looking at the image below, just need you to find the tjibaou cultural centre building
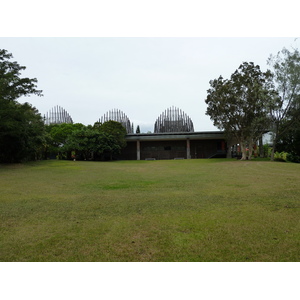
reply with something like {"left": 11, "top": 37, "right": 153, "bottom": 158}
{"left": 45, "top": 106, "right": 227, "bottom": 160}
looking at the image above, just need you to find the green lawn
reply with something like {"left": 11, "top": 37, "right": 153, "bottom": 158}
{"left": 0, "top": 159, "right": 299, "bottom": 261}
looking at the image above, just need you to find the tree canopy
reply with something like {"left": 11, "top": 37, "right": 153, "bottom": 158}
{"left": 205, "top": 62, "right": 276, "bottom": 160}
{"left": 45, "top": 121, "right": 128, "bottom": 161}
{"left": 0, "top": 49, "right": 42, "bottom": 101}
{"left": 267, "top": 47, "right": 300, "bottom": 159}
{"left": 0, "top": 49, "right": 44, "bottom": 163}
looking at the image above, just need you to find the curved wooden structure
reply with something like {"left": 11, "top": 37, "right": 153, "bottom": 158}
{"left": 44, "top": 106, "right": 73, "bottom": 125}
{"left": 154, "top": 106, "right": 194, "bottom": 133}
{"left": 98, "top": 109, "right": 133, "bottom": 133}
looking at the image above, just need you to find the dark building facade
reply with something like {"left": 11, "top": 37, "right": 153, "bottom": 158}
{"left": 119, "top": 107, "right": 227, "bottom": 160}
{"left": 119, "top": 131, "right": 227, "bottom": 160}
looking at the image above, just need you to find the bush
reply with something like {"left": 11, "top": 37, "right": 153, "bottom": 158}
{"left": 274, "top": 152, "right": 300, "bottom": 163}
{"left": 261, "top": 145, "right": 272, "bottom": 158}
{"left": 274, "top": 151, "right": 288, "bottom": 162}
{"left": 286, "top": 153, "right": 300, "bottom": 163}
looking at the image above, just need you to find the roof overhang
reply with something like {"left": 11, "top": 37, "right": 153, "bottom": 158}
{"left": 125, "top": 131, "right": 226, "bottom": 142}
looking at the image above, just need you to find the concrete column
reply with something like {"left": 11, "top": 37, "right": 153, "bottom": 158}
{"left": 186, "top": 138, "right": 191, "bottom": 159}
{"left": 137, "top": 140, "right": 140, "bottom": 160}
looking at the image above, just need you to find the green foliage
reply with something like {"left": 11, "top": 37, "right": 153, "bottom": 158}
{"left": 62, "top": 127, "right": 120, "bottom": 160}
{"left": 0, "top": 49, "right": 44, "bottom": 163}
{"left": 136, "top": 125, "right": 140, "bottom": 134}
{"left": 97, "top": 120, "right": 127, "bottom": 147}
{"left": 205, "top": 62, "right": 275, "bottom": 160}
{"left": 96, "top": 120, "right": 127, "bottom": 159}
{"left": 273, "top": 151, "right": 288, "bottom": 162}
{"left": 286, "top": 153, "right": 300, "bottom": 163}
{"left": 46, "top": 123, "right": 85, "bottom": 146}
{"left": 273, "top": 151, "right": 300, "bottom": 163}
{"left": 275, "top": 117, "right": 300, "bottom": 158}
{"left": 50, "top": 120, "right": 127, "bottom": 161}
{"left": 62, "top": 127, "right": 98, "bottom": 160}
{"left": 262, "top": 144, "right": 271, "bottom": 158}
{"left": 0, "top": 100, "right": 46, "bottom": 163}
{"left": 267, "top": 47, "right": 300, "bottom": 158}
{"left": 45, "top": 123, "right": 85, "bottom": 158}
{"left": 0, "top": 49, "right": 43, "bottom": 101}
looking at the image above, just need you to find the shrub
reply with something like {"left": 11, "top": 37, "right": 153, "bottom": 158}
{"left": 274, "top": 151, "right": 288, "bottom": 162}
{"left": 286, "top": 153, "right": 300, "bottom": 163}
{"left": 262, "top": 145, "right": 272, "bottom": 158}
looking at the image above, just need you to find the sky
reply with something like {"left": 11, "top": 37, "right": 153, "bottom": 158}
{"left": 1, "top": 37, "right": 299, "bottom": 133}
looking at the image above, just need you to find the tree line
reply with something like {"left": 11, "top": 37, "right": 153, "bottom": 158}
{"left": 1, "top": 47, "right": 300, "bottom": 163}
{"left": 45, "top": 121, "right": 127, "bottom": 161}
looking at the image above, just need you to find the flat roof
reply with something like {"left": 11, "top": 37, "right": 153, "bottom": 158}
{"left": 125, "top": 131, "right": 226, "bottom": 141}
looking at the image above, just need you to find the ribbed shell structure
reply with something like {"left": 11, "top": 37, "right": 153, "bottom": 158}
{"left": 154, "top": 106, "right": 194, "bottom": 133}
{"left": 98, "top": 109, "right": 133, "bottom": 133}
{"left": 44, "top": 105, "right": 73, "bottom": 125}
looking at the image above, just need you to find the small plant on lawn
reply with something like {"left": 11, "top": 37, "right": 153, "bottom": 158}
{"left": 274, "top": 151, "right": 288, "bottom": 162}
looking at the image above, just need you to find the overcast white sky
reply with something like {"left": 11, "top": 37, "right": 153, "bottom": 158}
{"left": 1, "top": 37, "right": 299, "bottom": 132}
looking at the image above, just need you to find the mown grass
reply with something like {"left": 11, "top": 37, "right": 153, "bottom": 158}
{"left": 0, "top": 159, "right": 299, "bottom": 261}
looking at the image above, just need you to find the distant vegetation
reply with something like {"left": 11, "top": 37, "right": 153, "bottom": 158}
{"left": 45, "top": 121, "right": 127, "bottom": 161}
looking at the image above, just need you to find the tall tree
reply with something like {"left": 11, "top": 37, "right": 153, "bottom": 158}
{"left": 97, "top": 120, "right": 127, "bottom": 147}
{"left": 63, "top": 122, "right": 127, "bottom": 161}
{"left": 276, "top": 117, "right": 300, "bottom": 159}
{"left": 0, "top": 49, "right": 42, "bottom": 101}
{"left": 267, "top": 47, "right": 300, "bottom": 160}
{"left": 44, "top": 123, "right": 85, "bottom": 159}
{"left": 205, "top": 62, "right": 275, "bottom": 160}
{"left": 96, "top": 120, "right": 127, "bottom": 160}
{"left": 0, "top": 49, "right": 44, "bottom": 163}
{"left": 0, "top": 100, "right": 46, "bottom": 162}
{"left": 62, "top": 127, "right": 101, "bottom": 160}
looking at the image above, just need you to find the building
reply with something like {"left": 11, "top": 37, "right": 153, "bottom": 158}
{"left": 44, "top": 106, "right": 228, "bottom": 160}
{"left": 121, "top": 131, "right": 227, "bottom": 160}
{"left": 109, "top": 107, "right": 227, "bottom": 160}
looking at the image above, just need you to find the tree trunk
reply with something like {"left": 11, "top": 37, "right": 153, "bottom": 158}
{"left": 271, "top": 125, "right": 278, "bottom": 161}
{"left": 248, "top": 143, "right": 253, "bottom": 160}
{"left": 271, "top": 147, "right": 275, "bottom": 160}
{"left": 226, "top": 142, "right": 234, "bottom": 158}
{"left": 271, "top": 133, "right": 277, "bottom": 160}
{"left": 259, "top": 136, "right": 264, "bottom": 158}
{"left": 226, "top": 148, "right": 231, "bottom": 158}
{"left": 240, "top": 142, "right": 248, "bottom": 160}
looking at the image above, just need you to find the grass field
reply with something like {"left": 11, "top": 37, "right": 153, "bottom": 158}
{"left": 0, "top": 158, "right": 299, "bottom": 262}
